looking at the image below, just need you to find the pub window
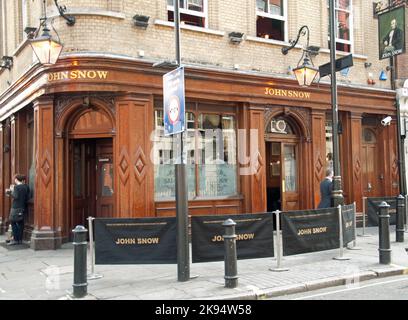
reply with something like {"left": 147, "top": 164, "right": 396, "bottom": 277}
{"left": 325, "top": 118, "right": 333, "bottom": 171}
{"left": 256, "top": 0, "right": 286, "bottom": 41}
{"left": 327, "top": 0, "right": 353, "bottom": 53}
{"left": 153, "top": 110, "right": 196, "bottom": 199}
{"left": 167, "top": 0, "right": 207, "bottom": 28}
{"left": 27, "top": 108, "right": 35, "bottom": 199}
{"left": 363, "top": 128, "right": 376, "bottom": 144}
{"left": 153, "top": 109, "right": 237, "bottom": 200}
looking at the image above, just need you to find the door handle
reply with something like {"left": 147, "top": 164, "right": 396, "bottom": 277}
{"left": 367, "top": 182, "right": 372, "bottom": 192}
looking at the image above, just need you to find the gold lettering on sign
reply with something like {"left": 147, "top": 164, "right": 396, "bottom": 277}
{"left": 115, "top": 237, "right": 160, "bottom": 245}
{"left": 297, "top": 226, "right": 328, "bottom": 236}
{"left": 264, "top": 87, "right": 311, "bottom": 99}
{"left": 211, "top": 233, "right": 255, "bottom": 242}
{"left": 48, "top": 70, "right": 109, "bottom": 82}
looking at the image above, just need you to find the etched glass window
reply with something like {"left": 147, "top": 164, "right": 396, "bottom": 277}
{"left": 198, "top": 114, "right": 237, "bottom": 197}
{"left": 153, "top": 110, "right": 196, "bottom": 199}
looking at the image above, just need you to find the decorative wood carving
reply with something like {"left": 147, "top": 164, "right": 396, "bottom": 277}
{"left": 55, "top": 94, "right": 116, "bottom": 121}
{"left": 133, "top": 146, "right": 147, "bottom": 184}
{"left": 315, "top": 155, "right": 324, "bottom": 181}
{"left": 254, "top": 151, "right": 263, "bottom": 182}
{"left": 354, "top": 158, "right": 361, "bottom": 180}
{"left": 40, "top": 150, "right": 52, "bottom": 187}
{"left": 118, "top": 147, "right": 130, "bottom": 185}
{"left": 263, "top": 106, "right": 311, "bottom": 140}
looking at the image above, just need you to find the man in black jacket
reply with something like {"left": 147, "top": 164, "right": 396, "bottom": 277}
{"left": 6, "top": 174, "right": 30, "bottom": 245}
{"left": 317, "top": 169, "right": 333, "bottom": 209}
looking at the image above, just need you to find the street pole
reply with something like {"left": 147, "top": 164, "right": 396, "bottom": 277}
{"left": 174, "top": 0, "right": 190, "bottom": 282}
{"left": 329, "top": 0, "right": 344, "bottom": 207}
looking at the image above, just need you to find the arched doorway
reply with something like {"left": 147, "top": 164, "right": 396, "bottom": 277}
{"left": 59, "top": 100, "right": 115, "bottom": 235}
{"left": 265, "top": 115, "right": 303, "bottom": 211}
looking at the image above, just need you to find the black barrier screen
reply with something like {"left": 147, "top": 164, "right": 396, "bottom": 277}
{"left": 94, "top": 217, "right": 177, "bottom": 264}
{"left": 341, "top": 204, "right": 355, "bottom": 245}
{"left": 282, "top": 208, "right": 339, "bottom": 256}
{"left": 191, "top": 213, "right": 274, "bottom": 263}
{"left": 367, "top": 197, "right": 396, "bottom": 227}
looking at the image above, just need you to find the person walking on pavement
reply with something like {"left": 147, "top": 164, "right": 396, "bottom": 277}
{"left": 6, "top": 174, "right": 30, "bottom": 245}
{"left": 318, "top": 168, "right": 333, "bottom": 208}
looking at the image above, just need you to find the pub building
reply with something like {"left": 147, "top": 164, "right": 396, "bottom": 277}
{"left": 0, "top": 1, "right": 399, "bottom": 249}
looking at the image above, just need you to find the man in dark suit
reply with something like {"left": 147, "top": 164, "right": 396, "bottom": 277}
{"left": 317, "top": 169, "right": 333, "bottom": 209}
{"left": 382, "top": 18, "right": 404, "bottom": 58}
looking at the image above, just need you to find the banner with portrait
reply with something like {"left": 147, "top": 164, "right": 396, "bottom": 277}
{"left": 378, "top": 6, "right": 405, "bottom": 60}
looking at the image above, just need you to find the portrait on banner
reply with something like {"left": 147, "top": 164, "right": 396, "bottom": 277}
{"left": 378, "top": 6, "right": 405, "bottom": 60}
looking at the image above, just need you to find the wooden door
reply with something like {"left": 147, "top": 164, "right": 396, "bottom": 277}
{"left": 362, "top": 128, "right": 380, "bottom": 197}
{"left": 265, "top": 142, "right": 299, "bottom": 211}
{"left": 95, "top": 139, "right": 114, "bottom": 217}
{"left": 72, "top": 140, "right": 96, "bottom": 228}
{"left": 281, "top": 143, "right": 299, "bottom": 211}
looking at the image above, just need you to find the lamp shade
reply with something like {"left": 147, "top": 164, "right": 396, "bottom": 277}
{"left": 293, "top": 62, "right": 319, "bottom": 87}
{"left": 30, "top": 28, "right": 63, "bottom": 65}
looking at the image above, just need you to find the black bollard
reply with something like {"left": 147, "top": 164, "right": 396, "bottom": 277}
{"left": 72, "top": 225, "right": 88, "bottom": 298}
{"left": 223, "top": 219, "right": 238, "bottom": 288}
{"left": 396, "top": 195, "right": 405, "bottom": 243}
{"left": 378, "top": 202, "right": 391, "bottom": 264}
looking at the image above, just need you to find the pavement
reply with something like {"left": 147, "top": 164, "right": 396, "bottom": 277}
{"left": 1, "top": 226, "right": 408, "bottom": 300}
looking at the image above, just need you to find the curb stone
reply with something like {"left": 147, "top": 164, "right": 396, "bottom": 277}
{"left": 213, "top": 268, "right": 408, "bottom": 300}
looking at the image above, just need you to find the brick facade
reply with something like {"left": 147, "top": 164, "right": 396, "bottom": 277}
{"left": 0, "top": 0, "right": 398, "bottom": 93}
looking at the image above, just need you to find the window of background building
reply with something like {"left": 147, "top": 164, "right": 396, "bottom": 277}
{"left": 327, "top": 0, "right": 353, "bottom": 53}
{"left": 0, "top": 0, "right": 5, "bottom": 56}
{"left": 256, "top": 0, "right": 286, "bottom": 41}
{"left": 153, "top": 108, "right": 237, "bottom": 200}
{"left": 167, "top": 0, "right": 207, "bottom": 28}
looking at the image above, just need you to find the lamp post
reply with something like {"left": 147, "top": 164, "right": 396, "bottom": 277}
{"left": 328, "top": 0, "right": 344, "bottom": 207}
{"left": 173, "top": 0, "right": 190, "bottom": 282}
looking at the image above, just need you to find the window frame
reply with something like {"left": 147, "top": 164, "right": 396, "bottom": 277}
{"left": 167, "top": 0, "right": 208, "bottom": 29}
{"left": 256, "top": 0, "right": 288, "bottom": 42}
{"left": 327, "top": 0, "right": 354, "bottom": 53}
{"left": 153, "top": 103, "right": 239, "bottom": 200}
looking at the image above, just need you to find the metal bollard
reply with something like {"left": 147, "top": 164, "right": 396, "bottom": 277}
{"left": 72, "top": 225, "right": 88, "bottom": 298}
{"left": 396, "top": 195, "right": 405, "bottom": 243}
{"left": 378, "top": 202, "right": 391, "bottom": 265}
{"left": 223, "top": 219, "right": 238, "bottom": 288}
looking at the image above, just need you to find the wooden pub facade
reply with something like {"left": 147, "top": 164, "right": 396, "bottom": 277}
{"left": 0, "top": 56, "right": 398, "bottom": 249}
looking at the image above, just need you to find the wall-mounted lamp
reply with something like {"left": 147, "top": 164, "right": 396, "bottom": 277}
{"left": 282, "top": 26, "right": 319, "bottom": 87}
{"left": 364, "top": 62, "right": 372, "bottom": 68}
{"left": 228, "top": 32, "right": 244, "bottom": 44}
{"left": 30, "top": 0, "right": 63, "bottom": 65}
{"left": 133, "top": 15, "right": 150, "bottom": 29}
{"left": 53, "top": 0, "right": 76, "bottom": 26}
{"left": 0, "top": 56, "right": 13, "bottom": 70}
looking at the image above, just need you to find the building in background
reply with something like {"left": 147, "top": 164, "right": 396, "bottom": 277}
{"left": 0, "top": 0, "right": 399, "bottom": 249}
